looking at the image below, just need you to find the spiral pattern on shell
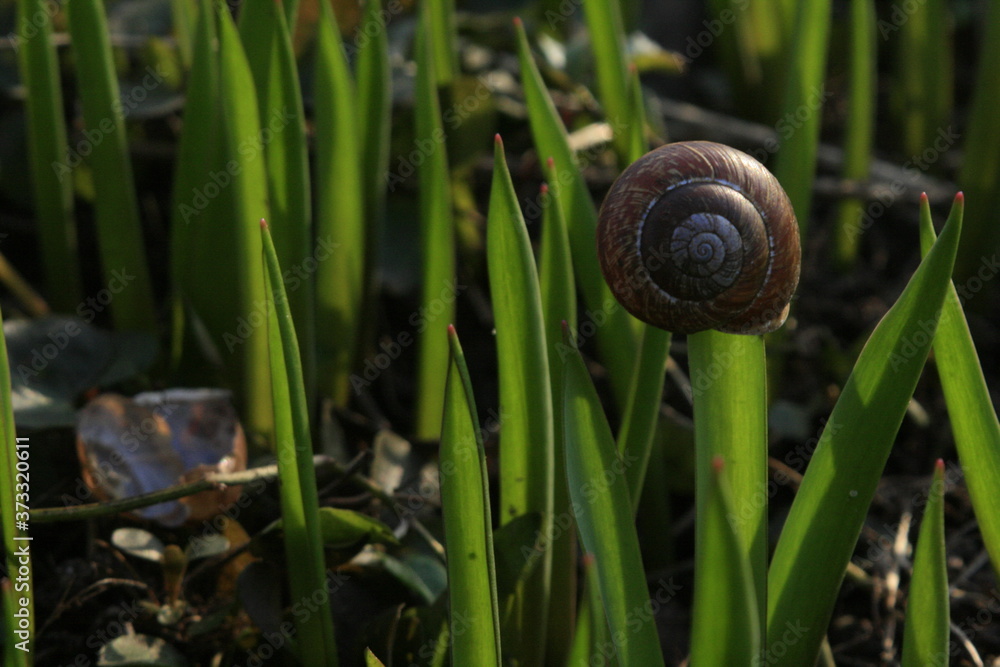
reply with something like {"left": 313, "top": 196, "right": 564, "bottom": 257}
{"left": 596, "top": 141, "right": 801, "bottom": 335}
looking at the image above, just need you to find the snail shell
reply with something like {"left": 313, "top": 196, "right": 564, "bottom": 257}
{"left": 596, "top": 141, "right": 801, "bottom": 335}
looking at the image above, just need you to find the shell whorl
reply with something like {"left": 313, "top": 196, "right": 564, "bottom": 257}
{"left": 596, "top": 141, "right": 801, "bottom": 335}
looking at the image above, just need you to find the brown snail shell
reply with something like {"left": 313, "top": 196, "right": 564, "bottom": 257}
{"left": 596, "top": 141, "right": 801, "bottom": 335}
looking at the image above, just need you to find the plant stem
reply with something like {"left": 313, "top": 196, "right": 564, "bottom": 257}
{"left": 687, "top": 330, "right": 768, "bottom": 635}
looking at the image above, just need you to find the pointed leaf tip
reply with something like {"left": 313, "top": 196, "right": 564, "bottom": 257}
{"left": 540, "top": 183, "right": 549, "bottom": 195}
{"left": 494, "top": 133, "right": 503, "bottom": 146}
{"left": 260, "top": 218, "right": 269, "bottom": 229}
{"left": 546, "top": 156, "right": 555, "bottom": 169}
{"left": 920, "top": 192, "right": 929, "bottom": 204}
{"left": 711, "top": 455, "right": 725, "bottom": 473}
{"left": 513, "top": 16, "right": 522, "bottom": 27}
{"left": 934, "top": 459, "right": 945, "bottom": 473}
{"left": 955, "top": 192, "right": 964, "bottom": 204}
{"left": 447, "top": 324, "right": 456, "bottom": 336}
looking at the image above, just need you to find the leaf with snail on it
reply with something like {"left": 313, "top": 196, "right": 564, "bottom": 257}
{"left": 766, "top": 193, "right": 963, "bottom": 667}
{"left": 918, "top": 194, "right": 1000, "bottom": 580}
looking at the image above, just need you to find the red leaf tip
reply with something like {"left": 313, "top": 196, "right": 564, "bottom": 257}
{"left": 513, "top": 16, "right": 522, "bottom": 27}
{"left": 711, "top": 455, "right": 725, "bottom": 473}
{"left": 494, "top": 133, "right": 503, "bottom": 145}
{"left": 540, "top": 183, "right": 549, "bottom": 194}
{"left": 546, "top": 156, "right": 555, "bottom": 168}
{"left": 447, "top": 324, "right": 456, "bottom": 335}
{"left": 934, "top": 458, "right": 945, "bottom": 473}
{"left": 955, "top": 191, "right": 965, "bottom": 203}
{"left": 260, "top": 218, "right": 268, "bottom": 229}
{"left": 919, "top": 192, "right": 929, "bottom": 204}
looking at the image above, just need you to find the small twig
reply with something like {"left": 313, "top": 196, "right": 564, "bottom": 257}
{"left": 0, "top": 250, "right": 50, "bottom": 317}
{"left": 31, "top": 455, "right": 342, "bottom": 523}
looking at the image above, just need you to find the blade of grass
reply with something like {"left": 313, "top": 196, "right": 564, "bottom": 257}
{"left": 356, "top": 0, "right": 391, "bottom": 357}
{"left": 216, "top": 5, "right": 273, "bottom": 441}
{"left": 171, "top": 0, "right": 196, "bottom": 70}
{"left": 956, "top": 2, "right": 1000, "bottom": 278}
{"left": 562, "top": 325, "right": 664, "bottom": 666}
{"left": 567, "top": 555, "right": 608, "bottom": 667}
{"left": 66, "top": 0, "right": 156, "bottom": 333}
{"left": 625, "top": 64, "right": 648, "bottom": 163}
{"left": 314, "top": 0, "right": 365, "bottom": 406}
{"left": 617, "top": 322, "right": 670, "bottom": 514}
{"left": 426, "top": 0, "right": 456, "bottom": 86}
{"left": 239, "top": 0, "right": 315, "bottom": 410}
{"left": 889, "top": 0, "right": 951, "bottom": 160}
{"left": 538, "top": 163, "right": 576, "bottom": 665}
{"left": 689, "top": 457, "right": 760, "bottom": 664}
{"left": 169, "top": 0, "right": 230, "bottom": 379}
{"left": 705, "top": 0, "right": 795, "bottom": 122}
{"left": 413, "top": 6, "right": 455, "bottom": 439}
{"left": 833, "top": 0, "right": 875, "bottom": 269}
{"left": 440, "top": 325, "right": 502, "bottom": 665}
{"left": 772, "top": 0, "right": 831, "bottom": 231}
{"left": 918, "top": 194, "right": 1000, "bottom": 578}
{"left": 514, "top": 17, "right": 638, "bottom": 410}
{"left": 766, "top": 194, "right": 963, "bottom": 666}
{"left": 261, "top": 220, "right": 338, "bottom": 664}
{"left": 486, "top": 136, "right": 554, "bottom": 664}
{"left": 0, "top": 305, "right": 31, "bottom": 664}
{"left": 901, "top": 460, "right": 949, "bottom": 667}
{"left": 17, "top": 0, "right": 81, "bottom": 309}
{"left": 688, "top": 331, "right": 767, "bottom": 634}
{"left": 582, "top": 0, "right": 631, "bottom": 163}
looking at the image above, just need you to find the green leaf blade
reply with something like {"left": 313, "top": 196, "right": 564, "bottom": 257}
{"left": 688, "top": 330, "right": 767, "bottom": 630}
{"left": 901, "top": 461, "right": 949, "bottom": 667}
{"left": 261, "top": 220, "right": 339, "bottom": 664}
{"left": 918, "top": 194, "right": 1000, "bottom": 578}
{"left": 314, "top": 0, "right": 365, "bottom": 406}
{"left": 514, "top": 18, "right": 638, "bottom": 409}
{"left": 413, "top": 8, "right": 456, "bottom": 439}
{"left": 66, "top": 0, "right": 156, "bottom": 332}
{"left": 562, "top": 331, "right": 664, "bottom": 667}
{"left": 440, "top": 326, "right": 502, "bottom": 666}
{"left": 17, "top": 0, "right": 80, "bottom": 308}
{"left": 689, "top": 458, "right": 760, "bottom": 665}
{"left": 486, "top": 137, "right": 554, "bottom": 664}
{"left": 766, "top": 197, "right": 963, "bottom": 666}
{"left": 239, "top": 0, "right": 315, "bottom": 408}
{"left": 216, "top": 6, "right": 273, "bottom": 440}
